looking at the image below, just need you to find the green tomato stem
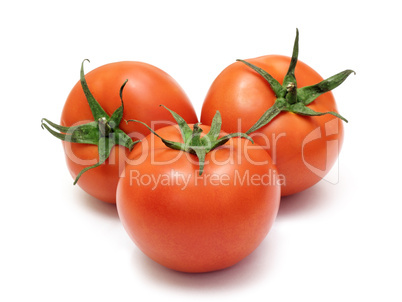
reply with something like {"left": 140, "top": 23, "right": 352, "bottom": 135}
{"left": 128, "top": 106, "right": 253, "bottom": 176}
{"left": 41, "top": 60, "right": 139, "bottom": 184}
{"left": 238, "top": 28, "right": 354, "bottom": 134}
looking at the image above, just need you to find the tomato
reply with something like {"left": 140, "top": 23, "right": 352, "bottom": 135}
{"left": 201, "top": 31, "right": 353, "bottom": 196}
{"left": 43, "top": 61, "right": 198, "bottom": 203}
{"left": 116, "top": 123, "right": 280, "bottom": 273}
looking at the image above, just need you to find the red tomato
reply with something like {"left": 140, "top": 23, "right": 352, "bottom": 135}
{"left": 201, "top": 55, "right": 345, "bottom": 196}
{"left": 59, "top": 61, "right": 198, "bottom": 203}
{"left": 117, "top": 124, "right": 280, "bottom": 273}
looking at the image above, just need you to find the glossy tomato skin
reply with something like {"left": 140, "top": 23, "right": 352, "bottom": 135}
{"left": 201, "top": 55, "right": 344, "bottom": 196}
{"left": 117, "top": 125, "right": 280, "bottom": 273}
{"left": 61, "top": 61, "right": 198, "bottom": 203}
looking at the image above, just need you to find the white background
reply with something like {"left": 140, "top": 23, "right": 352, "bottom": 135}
{"left": 2, "top": 0, "right": 401, "bottom": 301}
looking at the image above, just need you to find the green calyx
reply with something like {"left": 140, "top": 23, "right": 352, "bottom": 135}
{"left": 237, "top": 29, "right": 355, "bottom": 135}
{"left": 129, "top": 106, "right": 253, "bottom": 175}
{"left": 41, "top": 59, "right": 139, "bottom": 184}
